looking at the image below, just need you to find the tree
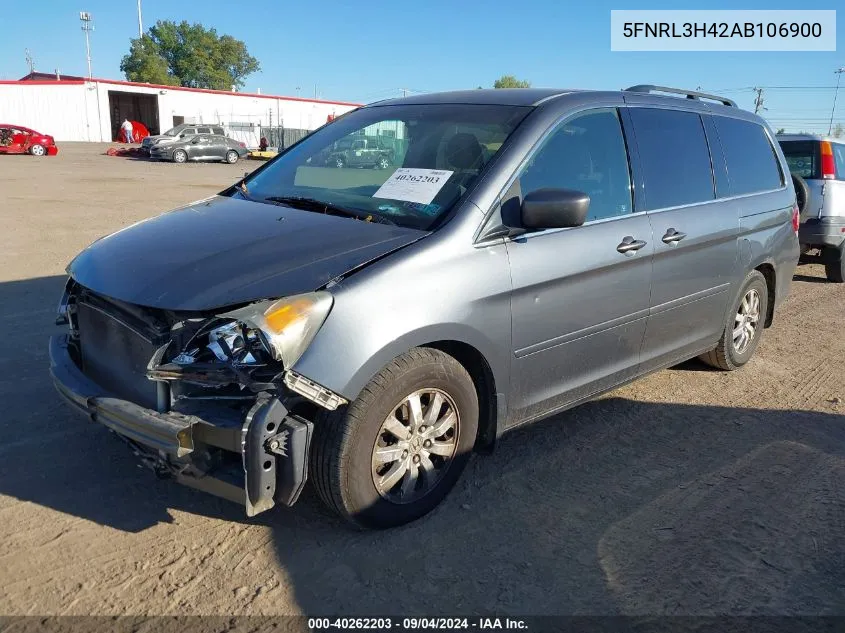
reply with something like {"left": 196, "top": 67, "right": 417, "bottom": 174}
{"left": 120, "top": 35, "right": 178, "bottom": 86}
{"left": 833, "top": 123, "right": 844, "bottom": 138}
{"left": 776, "top": 127, "right": 785, "bottom": 135}
{"left": 121, "top": 21, "right": 260, "bottom": 90}
{"left": 493, "top": 75, "right": 530, "bottom": 89}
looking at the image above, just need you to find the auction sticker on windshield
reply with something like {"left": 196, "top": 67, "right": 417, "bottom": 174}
{"left": 373, "top": 168, "right": 454, "bottom": 205}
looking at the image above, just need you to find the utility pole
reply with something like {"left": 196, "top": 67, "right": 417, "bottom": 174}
{"left": 752, "top": 87, "right": 766, "bottom": 114}
{"left": 79, "top": 12, "right": 94, "bottom": 79}
{"left": 25, "top": 49, "right": 35, "bottom": 73}
{"left": 137, "top": 0, "right": 143, "bottom": 37}
{"left": 314, "top": 84, "right": 318, "bottom": 100}
{"left": 829, "top": 68, "right": 845, "bottom": 135}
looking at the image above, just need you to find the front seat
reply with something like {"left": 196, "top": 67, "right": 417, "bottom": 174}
{"left": 444, "top": 132, "right": 483, "bottom": 172}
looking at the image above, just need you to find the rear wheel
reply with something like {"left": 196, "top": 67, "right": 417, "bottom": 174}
{"left": 172, "top": 149, "right": 187, "bottom": 164}
{"left": 30, "top": 144, "right": 45, "bottom": 156}
{"left": 225, "top": 150, "right": 239, "bottom": 164}
{"left": 824, "top": 245, "right": 845, "bottom": 283}
{"left": 333, "top": 156, "right": 345, "bottom": 168}
{"left": 375, "top": 156, "right": 390, "bottom": 169}
{"left": 310, "top": 348, "right": 478, "bottom": 529}
{"left": 699, "top": 270, "right": 769, "bottom": 371}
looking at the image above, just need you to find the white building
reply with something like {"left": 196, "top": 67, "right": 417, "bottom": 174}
{"left": 0, "top": 74, "right": 360, "bottom": 146}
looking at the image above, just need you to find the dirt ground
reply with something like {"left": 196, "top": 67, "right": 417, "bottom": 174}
{"left": 0, "top": 143, "right": 843, "bottom": 616}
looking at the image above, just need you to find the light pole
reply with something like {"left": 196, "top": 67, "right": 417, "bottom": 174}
{"left": 829, "top": 67, "right": 845, "bottom": 136}
{"left": 79, "top": 11, "right": 93, "bottom": 79}
{"left": 137, "top": 0, "right": 143, "bottom": 37}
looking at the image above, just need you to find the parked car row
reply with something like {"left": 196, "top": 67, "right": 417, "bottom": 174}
{"left": 143, "top": 123, "right": 249, "bottom": 164}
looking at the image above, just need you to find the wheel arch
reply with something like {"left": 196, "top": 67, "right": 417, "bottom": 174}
{"left": 294, "top": 325, "right": 509, "bottom": 453}
{"left": 754, "top": 262, "right": 776, "bottom": 328}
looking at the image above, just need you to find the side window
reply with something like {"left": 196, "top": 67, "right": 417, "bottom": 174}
{"left": 714, "top": 117, "right": 783, "bottom": 195}
{"left": 833, "top": 144, "right": 845, "bottom": 181}
{"left": 628, "top": 108, "right": 714, "bottom": 210}
{"left": 212, "top": 127, "right": 224, "bottom": 136}
{"left": 517, "top": 108, "right": 632, "bottom": 222}
{"left": 183, "top": 128, "right": 197, "bottom": 136}
{"left": 197, "top": 127, "right": 212, "bottom": 134}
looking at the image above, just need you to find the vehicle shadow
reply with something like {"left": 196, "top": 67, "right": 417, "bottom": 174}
{"left": 792, "top": 274, "right": 831, "bottom": 284}
{"left": 1, "top": 275, "right": 843, "bottom": 615}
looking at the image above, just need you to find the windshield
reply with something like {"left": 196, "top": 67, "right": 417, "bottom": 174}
{"left": 236, "top": 103, "right": 530, "bottom": 230}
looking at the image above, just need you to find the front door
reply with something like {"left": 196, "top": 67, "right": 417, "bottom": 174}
{"left": 505, "top": 108, "right": 654, "bottom": 423}
{"left": 624, "top": 107, "right": 739, "bottom": 370}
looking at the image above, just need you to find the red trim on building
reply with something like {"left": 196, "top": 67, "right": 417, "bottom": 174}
{"left": 1, "top": 77, "right": 361, "bottom": 107}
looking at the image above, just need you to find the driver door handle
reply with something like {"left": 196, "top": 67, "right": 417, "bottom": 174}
{"left": 616, "top": 236, "right": 648, "bottom": 254}
{"left": 662, "top": 228, "right": 687, "bottom": 244}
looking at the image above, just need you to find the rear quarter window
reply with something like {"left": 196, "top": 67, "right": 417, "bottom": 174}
{"left": 715, "top": 117, "right": 783, "bottom": 195}
{"left": 628, "top": 108, "right": 715, "bottom": 210}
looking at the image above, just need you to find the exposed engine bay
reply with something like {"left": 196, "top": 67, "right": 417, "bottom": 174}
{"left": 54, "top": 279, "right": 345, "bottom": 516}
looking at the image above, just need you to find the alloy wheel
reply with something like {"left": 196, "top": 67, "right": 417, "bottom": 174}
{"left": 371, "top": 388, "right": 459, "bottom": 504}
{"left": 733, "top": 288, "right": 761, "bottom": 354}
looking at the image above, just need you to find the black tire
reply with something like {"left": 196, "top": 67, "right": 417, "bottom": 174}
{"left": 310, "top": 347, "right": 478, "bottom": 529}
{"left": 225, "top": 150, "right": 239, "bottom": 164}
{"left": 172, "top": 149, "right": 188, "bottom": 164}
{"left": 699, "top": 270, "right": 769, "bottom": 371}
{"left": 792, "top": 173, "right": 809, "bottom": 215}
{"left": 824, "top": 245, "right": 845, "bottom": 283}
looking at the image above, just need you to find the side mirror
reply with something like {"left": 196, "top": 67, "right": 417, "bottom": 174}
{"left": 521, "top": 188, "right": 590, "bottom": 230}
{"left": 191, "top": 137, "right": 201, "bottom": 144}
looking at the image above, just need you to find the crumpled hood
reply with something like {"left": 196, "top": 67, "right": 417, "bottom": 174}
{"left": 68, "top": 196, "right": 425, "bottom": 311}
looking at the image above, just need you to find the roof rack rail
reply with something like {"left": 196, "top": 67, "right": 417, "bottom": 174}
{"left": 623, "top": 84, "right": 737, "bottom": 108}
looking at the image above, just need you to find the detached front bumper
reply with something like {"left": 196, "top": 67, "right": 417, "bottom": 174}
{"left": 49, "top": 334, "right": 313, "bottom": 516}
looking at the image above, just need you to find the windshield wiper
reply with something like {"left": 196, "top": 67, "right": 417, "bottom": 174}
{"left": 264, "top": 196, "right": 395, "bottom": 225}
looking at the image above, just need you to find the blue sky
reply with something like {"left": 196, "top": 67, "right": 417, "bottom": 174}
{"left": 1, "top": 0, "right": 842, "bottom": 132}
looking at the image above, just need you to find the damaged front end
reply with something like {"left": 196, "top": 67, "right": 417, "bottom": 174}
{"left": 50, "top": 280, "right": 346, "bottom": 516}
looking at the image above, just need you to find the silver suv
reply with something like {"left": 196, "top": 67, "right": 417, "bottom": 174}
{"left": 777, "top": 134, "right": 845, "bottom": 282}
{"left": 51, "top": 86, "right": 799, "bottom": 529}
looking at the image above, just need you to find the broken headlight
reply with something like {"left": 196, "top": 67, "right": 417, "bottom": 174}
{"left": 218, "top": 292, "right": 333, "bottom": 369}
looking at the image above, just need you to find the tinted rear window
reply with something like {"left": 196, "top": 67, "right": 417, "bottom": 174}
{"left": 778, "top": 140, "right": 820, "bottom": 179}
{"left": 715, "top": 117, "right": 783, "bottom": 195}
{"left": 628, "top": 108, "right": 714, "bottom": 210}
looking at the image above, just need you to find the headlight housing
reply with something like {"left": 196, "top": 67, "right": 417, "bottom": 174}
{"left": 220, "top": 292, "right": 333, "bottom": 368}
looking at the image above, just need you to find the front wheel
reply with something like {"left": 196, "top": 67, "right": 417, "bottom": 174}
{"left": 225, "top": 150, "right": 239, "bottom": 164}
{"left": 333, "top": 156, "right": 345, "bottom": 168}
{"left": 310, "top": 348, "right": 478, "bottom": 529}
{"left": 172, "top": 149, "right": 187, "bottom": 164}
{"left": 699, "top": 270, "right": 769, "bottom": 371}
{"left": 375, "top": 156, "right": 390, "bottom": 170}
{"left": 30, "top": 144, "right": 46, "bottom": 156}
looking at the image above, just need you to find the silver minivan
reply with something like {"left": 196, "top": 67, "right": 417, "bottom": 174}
{"left": 777, "top": 134, "right": 845, "bottom": 282}
{"left": 51, "top": 86, "right": 799, "bottom": 528}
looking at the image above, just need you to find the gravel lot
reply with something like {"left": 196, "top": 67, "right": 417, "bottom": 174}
{"left": 1, "top": 143, "right": 843, "bottom": 616}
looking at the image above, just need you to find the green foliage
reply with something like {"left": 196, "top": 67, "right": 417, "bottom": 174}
{"left": 120, "top": 21, "right": 260, "bottom": 90}
{"left": 493, "top": 75, "right": 531, "bottom": 89}
{"left": 833, "top": 123, "right": 844, "bottom": 138}
{"left": 776, "top": 127, "right": 785, "bottom": 135}
{"left": 120, "top": 35, "right": 179, "bottom": 86}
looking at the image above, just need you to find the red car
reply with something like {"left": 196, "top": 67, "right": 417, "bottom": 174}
{"left": 0, "top": 124, "right": 58, "bottom": 156}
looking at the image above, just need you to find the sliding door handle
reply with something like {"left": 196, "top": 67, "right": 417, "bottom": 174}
{"left": 617, "top": 236, "right": 648, "bottom": 254}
